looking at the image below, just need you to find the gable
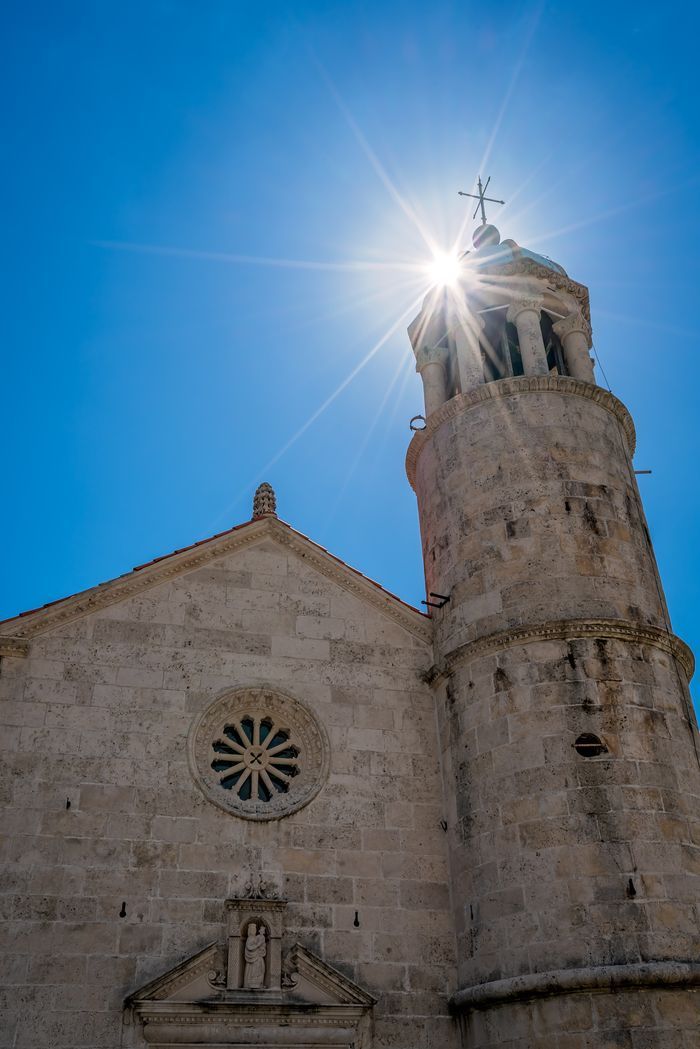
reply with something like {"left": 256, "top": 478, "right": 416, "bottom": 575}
{"left": 0, "top": 516, "right": 431, "bottom": 651}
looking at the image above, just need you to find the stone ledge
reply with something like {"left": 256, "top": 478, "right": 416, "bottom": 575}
{"left": 405, "top": 376, "right": 636, "bottom": 490}
{"left": 451, "top": 961, "right": 700, "bottom": 1011}
{"left": 440, "top": 617, "right": 695, "bottom": 681}
{"left": 0, "top": 636, "right": 29, "bottom": 659}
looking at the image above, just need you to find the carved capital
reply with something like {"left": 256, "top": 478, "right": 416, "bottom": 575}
{"left": 414, "top": 344, "right": 448, "bottom": 373}
{"left": 506, "top": 297, "right": 543, "bottom": 324}
{"left": 553, "top": 310, "right": 592, "bottom": 346}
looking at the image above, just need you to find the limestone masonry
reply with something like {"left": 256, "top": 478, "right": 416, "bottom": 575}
{"left": 1, "top": 219, "right": 699, "bottom": 1048}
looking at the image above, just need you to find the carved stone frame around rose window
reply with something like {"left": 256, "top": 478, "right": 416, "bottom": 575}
{"left": 187, "top": 687, "right": 330, "bottom": 822}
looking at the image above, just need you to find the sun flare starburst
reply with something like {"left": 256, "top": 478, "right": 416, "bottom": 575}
{"left": 427, "top": 251, "right": 462, "bottom": 288}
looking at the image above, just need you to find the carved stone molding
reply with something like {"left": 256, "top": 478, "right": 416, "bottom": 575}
{"left": 439, "top": 617, "right": 695, "bottom": 681}
{"left": 488, "top": 257, "right": 591, "bottom": 325}
{"left": 451, "top": 961, "right": 700, "bottom": 1012}
{"left": 553, "top": 310, "right": 592, "bottom": 345}
{"left": 271, "top": 521, "right": 432, "bottom": 643}
{"left": 146, "top": 943, "right": 225, "bottom": 1002}
{"left": 239, "top": 869, "right": 282, "bottom": 900}
{"left": 126, "top": 900, "right": 375, "bottom": 1047}
{"left": 285, "top": 943, "right": 376, "bottom": 1007}
{"left": 188, "top": 687, "right": 330, "bottom": 821}
{"left": 0, "top": 636, "right": 29, "bottom": 658}
{"left": 405, "top": 376, "right": 636, "bottom": 490}
{"left": 506, "top": 297, "right": 543, "bottom": 322}
{"left": 414, "top": 344, "right": 448, "bottom": 372}
{"left": 0, "top": 515, "right": 432, "bottom": 645}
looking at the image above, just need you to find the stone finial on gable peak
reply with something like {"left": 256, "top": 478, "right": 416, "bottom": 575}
{"left": 252, "top": 482, "right": 277, "bottom": 519}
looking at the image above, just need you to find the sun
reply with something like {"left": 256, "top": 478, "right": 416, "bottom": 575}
{"left": 426, "top": 250, "right": 461, "bottom": 288}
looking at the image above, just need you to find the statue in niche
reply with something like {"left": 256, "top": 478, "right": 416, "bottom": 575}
{"left": 243, "top": 923, "right": 267, "bottom": 989}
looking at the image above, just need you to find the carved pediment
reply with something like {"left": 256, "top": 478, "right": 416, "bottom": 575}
{"left": 126, "top": 941, "right": 225, "bottom": 1005}
{"left": 126, "top": 899, "right": 375, "bottom": 1046}
{"left": 284, "top": 943, "right": 375, "bottom": 1008}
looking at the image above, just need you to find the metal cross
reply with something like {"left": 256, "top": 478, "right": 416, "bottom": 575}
{"left": 458, "top": 175, "right": 505, "bottom": 225}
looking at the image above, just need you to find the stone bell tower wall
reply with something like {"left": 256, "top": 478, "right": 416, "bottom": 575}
{"left": 408, "top": 375, "right": 700, "bottom": 1044}
{"left": 407, "top": 376, "right": 668, "bottom": 653}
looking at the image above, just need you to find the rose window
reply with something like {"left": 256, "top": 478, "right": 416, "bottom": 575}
{"left": 188, "top": 688, "right": 330, "bottom": 821}
{"left": 211, "top": 716, "right": 300, "bottom": 802}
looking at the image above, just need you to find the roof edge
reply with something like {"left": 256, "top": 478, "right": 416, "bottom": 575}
{"left": 0, "top": 516, "right": 432, "bottom": 646}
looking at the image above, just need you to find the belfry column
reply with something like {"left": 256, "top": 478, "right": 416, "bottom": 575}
{"left": 452, "top": 319, "right": 485, "bottom": 391}
{"left": 415, "top": 345, "right": 448, "bottom": 417}
{"left": 554, "top": 310, "right": 596, "bottom": 382}
{"left": 506, "top": 298, "right": 549, "bottom": 375}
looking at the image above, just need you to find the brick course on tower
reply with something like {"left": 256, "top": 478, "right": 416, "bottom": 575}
{"left": 1, "top": 221, "right": 698, "bottom": 1048}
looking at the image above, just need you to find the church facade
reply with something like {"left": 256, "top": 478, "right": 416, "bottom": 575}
{"left": 1, "top": 219, "right": 699, "bottom": 1048}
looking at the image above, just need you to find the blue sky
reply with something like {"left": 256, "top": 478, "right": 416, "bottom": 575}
{"left": 3, "top": 1, "right": 700, "bottom": 693}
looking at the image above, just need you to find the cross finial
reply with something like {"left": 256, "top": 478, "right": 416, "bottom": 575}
{"left": 458, "top": 175, "right": 505, "bottom": 225}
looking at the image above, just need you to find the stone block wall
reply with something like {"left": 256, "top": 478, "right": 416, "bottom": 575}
{"left": 411, "top": 381, "right": 668, "bottom": 653}
{"left": 412, "top": 380, "right": 700, "bottom": 1044}
{"left": 437, "top": 635, "right": 700, "bottom": 992}
{"left": 0, "top": 538, "right": 458, "bottom": 1049}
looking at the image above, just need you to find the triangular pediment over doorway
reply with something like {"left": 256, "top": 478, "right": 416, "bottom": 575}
{"left": 126, "top": 937, "right": 375, "bottom": 1047}
{"left": 281, "top": 943, "right": 375, "bottom": 1007}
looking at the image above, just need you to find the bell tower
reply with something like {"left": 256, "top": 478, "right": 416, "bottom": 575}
{"left": 407, "top": 211, "right": 700, "bottom": 1044}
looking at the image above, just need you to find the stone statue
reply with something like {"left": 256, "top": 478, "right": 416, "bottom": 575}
{"left": 243, "top": 923, "right": 266, "bottom": 989}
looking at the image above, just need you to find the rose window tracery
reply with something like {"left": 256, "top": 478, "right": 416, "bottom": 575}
{"left": 211, "top": 716, "right": 300, "bottom": 802}
{"left": 188, "top": 688, "right": 329, "bottom": 821}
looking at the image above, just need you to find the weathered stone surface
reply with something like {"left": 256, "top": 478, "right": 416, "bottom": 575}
{"left": 0, "top": 536, "right": 456, "bottom": 1049}
{"left": 2, "top": 238, "right": 699, "bottom": 1048}
{"left": 416, "top": 380, "right": 700, "bottom": 1045}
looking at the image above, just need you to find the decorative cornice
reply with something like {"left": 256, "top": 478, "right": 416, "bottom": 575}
{"left": 0, "top": 517, "right": 432, "bottom": 647}
{"left": 132, "top": 1007, "right": 364, "bottom": 1025}
{"left": 226, "top": 896, "right": 287, "bottom": 910}
{"left": 405, "top": 376, "right": 636, "bottom": 490}
{"left": 0, "top": 636, "right": 29, "bottom": 659}
{"left": 487, "top": 258, "right": 591, "bottom": 325}
{"left": 269, "top": 520, "right": 432, "bottom": 644}
{"left": 439, "top": 617, "right": 695, "bottom": 681}
{"left": 451, "top": 961, "right": 700, "bottom": 1012}
{"left": 1, "top": 522, "right": 269, "bottom": 640}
